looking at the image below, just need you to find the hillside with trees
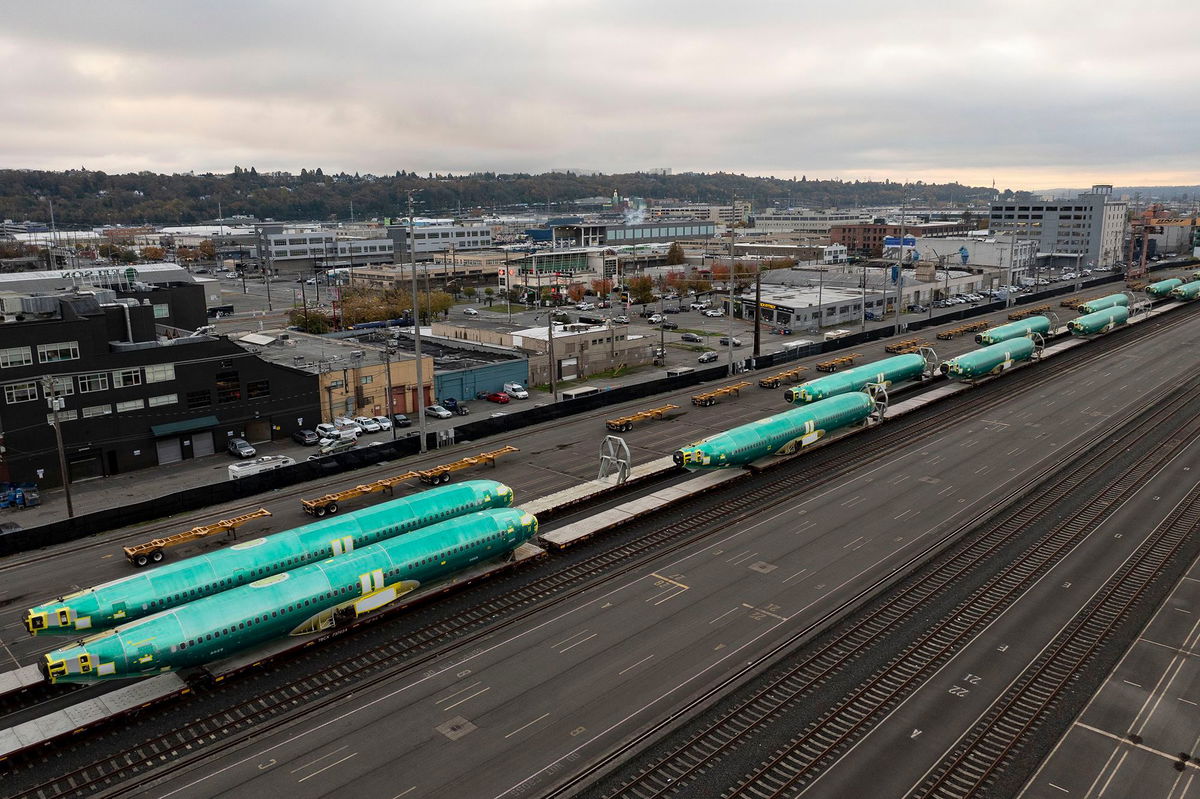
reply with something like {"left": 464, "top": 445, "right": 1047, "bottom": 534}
{"left": 0, "top": 167, "right": 1029, "bottom": 227}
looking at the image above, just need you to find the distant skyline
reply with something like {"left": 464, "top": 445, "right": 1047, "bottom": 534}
{"left": 3, "top": 1, "right": 1199, "bottom": 192}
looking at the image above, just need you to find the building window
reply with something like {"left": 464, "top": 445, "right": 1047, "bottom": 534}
{"left": 247, "top": 380, "right": 270, "bottom": 399}
{"left": 148, "top": 394, "right": 177, "bottom": 407}
{"left": 49, "top": 376, "right": 74, "bottom": 396}
{"left": 330, "top": 379, "right": 344, "bottom": 389}
{"left": 0, "top": 346, "right": 33, "bottom": 368}
{"left": 116, "top": 399, "right": 145, "bottom": 413}
{"left": 46, "top": 410, "right": 78, "bottom": 424}
{"left": 82, "top": 404, "right": 112, "bottom": 418}
{"left": 153, "top": 304, "right": 170, "bottom": 319}
{"left": 145, "top": 363, "right": 175, "bottom": 383}
{"left": 187, "top": 389, "right": 212, "bottom": 410}
{"left": 3, "top": 381, "right": 38, "bottom": 404}
{"left": 216, "top": 371, "right": 240, "bottom": 403}
{"left": 359, "top": 375, "right": 374, "bottom": 385}
{"left": 112, "top": 368, "right": 142, "bottom": 387}
{"left": 38, "top": 342, "right": 80, "bottom": 363}
{"left": 78, "top": 373, "right": 110, "bottom": 393}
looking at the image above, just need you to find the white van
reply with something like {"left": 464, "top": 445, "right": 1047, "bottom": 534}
{"left": 227, "top": 455, "right": 296, "bottom": 480}
{"left": 503, "top": 382, "right": 530, "bottom": 399}
{"left": 560, "top": 386, "right": 602, "bottom": 400}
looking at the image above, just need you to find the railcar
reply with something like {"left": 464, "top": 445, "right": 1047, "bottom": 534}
{"left": 42, "top": 508, "right": 538, "bottom": 684}
{"left": 938, "top": 338, "right": 1037, "bottom": 380}
{"left": 974, "top": 316, "right": 1051, "bottom": 345}
{"left": 1077, "top": 293, "right": 1129, "bottom": 314}
{"left": 1067, "top": 306, "right": 1129, "bottom": 335}
{"left": 1145, "top": 278, "right": 1183, "bottom": 298}
{"left": 783, "top": 353, "right": 927, "bottom": 404}
{"left": 674, "top": 392, "right": 875, "bottom": 470}
{"left": 1169, "top": 280, "right": 1200, "bottom": 301}
{"left": 25, "top": 480, "right": 512, "bottom": 637}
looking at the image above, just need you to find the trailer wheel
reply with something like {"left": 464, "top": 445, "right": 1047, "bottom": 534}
{"left": 440, "top": 472, "right": 451, "bottom": 484}
{"left": 326, "top": 502, "right": 339, "bottom": 515}
{"left": 134, "top": 554, "right": 149, "bottom": 567}
{"left": 150, "top": 550, "right": 164, "bottom": 563}
{"left": 314, "top": 504, "right": 327, "bottom": 517}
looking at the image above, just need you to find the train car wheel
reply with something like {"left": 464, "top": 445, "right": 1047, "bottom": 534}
{"left": 134, "top": 554, "right": 149, "bottom": 567}
{"left": 326, "top": 502, "right": 339, "bottom": 515}
{"left": 150, "top": 550, "right": 164, "bottom": 563}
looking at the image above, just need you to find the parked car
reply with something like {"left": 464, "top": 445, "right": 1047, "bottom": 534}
{"left": 441, "top": 397, "right": 469, "bottom": 415}
{"left": 575, "top": 302, "right": 595, "bottom": 311}
{"left": 391, "top": 413, "right": 412, "bottom": 427}
{"left": 227, "top": 437, "right": 256, "bottom": 458}
{"left": 698, "top": 351, "right": 720, "bottom": 363}
{"left": 613, "top": 315, "right": 630, "bottom": 324}
{"left": 648, "top": 313, "right": 664, "bottom": 324}
{"left": 372, "top": 415, "right": 393, "bottom": 430}
{"left": 334, "top": 416, "right": 361, "bottom": 432}
{"left": 425, "top": 405, "right": 452, "bottom": 419}
{"left": 661, "top": 306, "right": 681, "bottom": 314}
{"left": 486, "top": 392, "right": 511, "bottom": 404}
{"left": 660, "top": 320, "right": 679, "bottom": 330}
{"left": 703, "top": 309, "right": 724, "bottom": 318}
{"left": 354, "top": 416, "right": 382, "bottom": 433}
{"left": 315, "top": 422, "right": 338, "bottom": 438}
{"left": 292, "top": 429, "right": 320, "bottom": 446}
{"left": 689, "top": 302, "right": 709, "bottom": 311}
{"left": 503, "top": 382, "right": 530, "bottom": 399}
{"left": 681, "top": 332, "right": 703, "bottom": 343}
{"left": 718, "top": 336, "right": 743, "bottom": 347}
{"left": 463, "top": 307, "right": 479, "bottom": 316}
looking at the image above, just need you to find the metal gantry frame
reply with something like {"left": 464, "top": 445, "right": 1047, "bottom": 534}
{"left": 598, "top": 435, "right": 632, "bottom": 483}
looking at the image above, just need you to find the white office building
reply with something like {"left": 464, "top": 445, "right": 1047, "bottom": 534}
{"left": 989, "top": 184, "right": 1127, "bottom": 269}
{"left": 751, "top": 209, "right": 874, "bottom": 235}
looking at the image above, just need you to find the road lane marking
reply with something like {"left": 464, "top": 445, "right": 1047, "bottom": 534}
{"left": 782, "top": 569, "right": 808, "bottom": 584}
{"left": 741, "top": 603, "right": 787, "bottom": 621}
{"left": 550, "top": 630, "right": 593, "bottom": 649}
{"left": 842, "top": 537, "right": 863, "bottom": 549}
{"left": 894, "top": 509, "right": 914, "bottom": 520}
{"left": 442, "top": 686, "right": 490, "bottom": 711}
{"left": 1048, "top": 783, "right": 1069, "bottom": 793}
{"left": 649, "top": 573, "right": 689, "bottom": 590}
{"left": 557, "top": 633, "right": 597, "bottom": 654}
{"left": 289, "top": 745, "right": 348, "bottom": 773}
{"left": 505, "top": 713, "right": 551, "bottom": 739}
{"left": 297, "top": 752, "right": 357, "bottom": 783}
{"left": 709, "top": 607, "right": 739, "bottom": 624}
{"left": 618, "top": 655, "right": 655, "bottom": 676}
{"left": 435, "top": 681, "right": 483, "bottom": 704}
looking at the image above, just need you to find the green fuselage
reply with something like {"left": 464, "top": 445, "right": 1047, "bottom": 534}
{"left": 44, "top": 508, "right": 538, "bottom": 683}
{"left": 785, "top": 354, "right": 926, "bottom": 404}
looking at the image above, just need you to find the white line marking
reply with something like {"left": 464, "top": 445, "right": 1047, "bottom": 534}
{"left": 618, "top": 655, "right": 655, "bottom": 676}
{"left": 894, "top": 509, "right": 913, "bottom": 520}
{"left": 289, "top": 745, "right": 348, "bottom": 773}
{"left": 783, "top": 569, "right": 808, "bottom": 584}
{"left": 1048, "top": 784, "right": 1069, "bottom": 794}
{"left": 435, "top": 681, "right": 482, "bottom": 704}
{"left": 505, "top": 713, "right": 551, "bottom": 739}
{"left": 297, "top": 752, "right": 357, "bottom": 783}
{"left": 391, "top": 789, "right": 417, "bottom": 799}
{"left": 709, "top": 607, "right": 739, "bottom": 624}
{"left": 557, "top": 633, "right": 597, "bottom": 654}
{"left": 843, "top": 536, "right": 863, "bottom": 549}
{"left": 550, "top": 630, "right": 592, "bottom": 649}
{"left": 1123, "top": 679, "right": 1143, "bottom": 688}
{"left": 442, "top": 686, "right": 490, "bottom": 711}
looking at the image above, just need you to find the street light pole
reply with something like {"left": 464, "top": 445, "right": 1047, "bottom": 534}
{"left": 407, "top": 193, "right": 428, "bottom": 453}
{"left": 42, "top": 377, "right": 74, "bottom": 518}
{"left": 727, "top": 229, "right": 736, "bottom": 376}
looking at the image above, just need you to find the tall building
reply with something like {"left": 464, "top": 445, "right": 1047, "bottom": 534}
{"left": 989, "top": 184, "right": 1127, "bottom": 268}
{"left": 750, "top": 209, "right": 874, "bottom": 235}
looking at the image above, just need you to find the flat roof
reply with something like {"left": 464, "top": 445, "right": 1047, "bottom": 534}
{"left": 234, "top": 329, "right": 415, "bottom": 374}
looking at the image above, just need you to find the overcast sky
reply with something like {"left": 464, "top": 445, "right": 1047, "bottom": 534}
{"left": 3, "top": 1, "right": 1198, "bottom": 191}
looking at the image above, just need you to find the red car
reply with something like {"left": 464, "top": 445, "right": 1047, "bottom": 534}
{"left": 485, "top": 392, "right": 511, "bottom": 404}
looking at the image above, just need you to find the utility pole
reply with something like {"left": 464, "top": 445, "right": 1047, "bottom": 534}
{"left": 727, "top": 225, "right": 736, "bottom": 376}
{"left": 42, "top": 377, "right": 74, "bottom": 518}
{"left": 259, "top": 227, "right": 274, "bottom": 312}
{"left": 894, "top": 199, "right": 906, "bottom": 334}
{"left": 381, "top": 348, "right": 396, "bottom": 440}
{"left": 752, "top": 260, "right": 763, "bottom": 358}
{"left": 408, "top": 192, "right": 428, "bottom": 453}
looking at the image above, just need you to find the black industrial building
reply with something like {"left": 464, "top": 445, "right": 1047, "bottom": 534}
{"left": 0, "top": 270, "right": 319, "bottom": 488}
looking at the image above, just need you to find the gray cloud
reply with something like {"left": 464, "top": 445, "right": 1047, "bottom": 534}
{"left": 2, "top": 0, "right": 1198, "bottom": 189}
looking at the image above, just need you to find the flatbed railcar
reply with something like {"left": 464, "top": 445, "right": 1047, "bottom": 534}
{"left": 24, "top": 480, "right": 512, "bottom": 637}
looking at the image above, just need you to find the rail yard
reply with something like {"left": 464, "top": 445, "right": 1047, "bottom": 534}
{"left": 3, "top": 281, "right": 1200, "bottom": 799}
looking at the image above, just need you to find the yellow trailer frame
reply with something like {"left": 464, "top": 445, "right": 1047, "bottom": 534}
{"left": 124, "top": 508, "right": 272, "bottom": 567}
{"left": 757, "top": 366, "right": 807, "bottom": 389}
{"left": 815, "top": 353, "right": 862, "bottom": 373}
{"left": 300, "top": 446, "right": 519, "bottom": 516}
{"left": 691, "top": 381, "right": 752, "bottom": 407}
{"left": 605, "top": 404, "right": 679, "bottom": 432}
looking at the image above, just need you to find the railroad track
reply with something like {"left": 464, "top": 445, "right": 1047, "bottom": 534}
{"left": 912, "top": 482, "right": 1200, "bottom": 798}
{"left": 595, "top": 362, "right": 1200, "bottom": 799}
{"left": 3, "top": 310, "right": 1197, "bottom": 798}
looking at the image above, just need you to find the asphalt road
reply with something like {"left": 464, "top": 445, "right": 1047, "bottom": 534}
{"left": 1019, "top": 552, "right": 1200, "bottom": 798}
{"left": 123, "top": 306, "right": 1200, "bottom": 797}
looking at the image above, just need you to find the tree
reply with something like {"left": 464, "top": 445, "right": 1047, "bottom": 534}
{"left": 567, "top": 284, "right": 585, "bottom": 302}
{"left": 288, "top": 308, "right": 331, "bottom": 333}
{"left": 484, "top": 287, "right": 494, "bottom": 306}
{"left": 463, "top": 286, "right": 476, "bottom": 298}
{"left": 665, "top": 242, "right": 685, "bottom": 265}
{"left": 590, "top": 278, "right": 613, "bottom": 295}
{"left": 141, "top": 245, "right": 165, "bottom": 261}
{"left": 628, "top": 275, "right": 654, "bottom": 304}
{"left": 198, "top": 239, "right": 216, "bottom": 259}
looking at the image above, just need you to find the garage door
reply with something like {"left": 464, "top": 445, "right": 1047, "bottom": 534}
{"left": 156, "top": 437, "right": 182, "bottom": 465}
{"left": 191, "top": 432, "right": 215, "bottom": 458}
{"left": 67, "top": 455, "right": 104, "bottom": 482}
{"left": 245, "top": 419, "right": 271, "bottom": 443}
